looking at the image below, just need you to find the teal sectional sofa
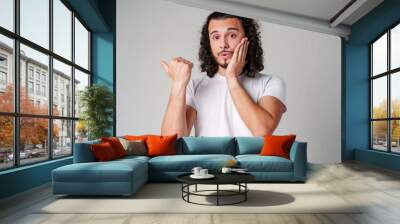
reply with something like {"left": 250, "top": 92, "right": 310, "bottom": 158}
{"left": 52, "top": 136, "right": 307, "bottom": 196}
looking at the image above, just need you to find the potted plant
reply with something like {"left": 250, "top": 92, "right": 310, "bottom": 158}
{"left": 79, "top": 84, "right": 113, "bottom": 140}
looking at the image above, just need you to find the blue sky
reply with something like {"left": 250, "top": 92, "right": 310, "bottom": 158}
{"left": 0, "top": 0, "right": 89, "bottom": 73}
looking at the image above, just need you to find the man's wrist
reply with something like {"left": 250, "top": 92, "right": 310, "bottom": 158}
{"left": 226, "top": 76, "right": 241, "bottom": 90}
{"left": 171, "top": 82, "right": 187, "bottom": 96}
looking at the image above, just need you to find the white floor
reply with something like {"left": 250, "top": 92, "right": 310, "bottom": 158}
{"left": 1, "top": 162, "right": 400, "bottom": 224}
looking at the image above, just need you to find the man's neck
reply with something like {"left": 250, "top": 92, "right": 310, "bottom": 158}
{"left": 217, "top": 67, "right": 226, "bottom": 76}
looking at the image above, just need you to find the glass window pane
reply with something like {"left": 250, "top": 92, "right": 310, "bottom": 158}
{"left": 74, "top": 69, "right": 89, "bottom": 118}
{"left": 75, "top": 120, "right": 88, "bottom": 143}
{"left": 20, "top": 44, "right": 49, "bottom": 115}
{"left": 20, "top": 117, "right": 49, "bottom": 165}
{"left": 0, "top": 34, "right": 14, "bottom": 112}
{"left": 372, "top": 33, "right": 387, "bottom": 76}
{"left": 372, "top": 121, "right": 388, "bottom": 151}
{"left": 53, "top": 0, "right": 72, "bottom": 60}
{"left": 372, "top": 77, "right": 387, "bottom": 119}
{"left": 53, "top": 59, "right": 72, "bottom": 117}
{"left": 0, "top": 116, "right": 14, "bottom": 170}
{"left": 392, "top": 120, "right": 400, "bottom": 153}
{"left": 20, "top": 0, "right": 49, "bottom": 49}
{"left": 0, "top": 0, "right": 14, "bottom": 31}
{"left": 391, "top": 24, "right": 400, "bottom": 70}
{"left": 74, "top": 17, "right": 89, "bottom": 70}
{"left": 53, "top": 119, "right": 72, "bottom": 157}
{"left": 391, "top": 72, "right": 400, "bottom": 118}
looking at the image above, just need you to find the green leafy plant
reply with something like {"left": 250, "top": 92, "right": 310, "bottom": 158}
{"left": 79, "top": 84, "right": 113, "bottom": 140}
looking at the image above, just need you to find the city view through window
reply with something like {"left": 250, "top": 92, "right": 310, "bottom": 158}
{"left": 371, "top": 23, "right": 400, "bottom": 153}
{"left": 0, "top": 0, "right": 91, "bottom": 170}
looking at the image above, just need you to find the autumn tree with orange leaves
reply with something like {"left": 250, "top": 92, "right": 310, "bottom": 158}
{"left": 372, "top": 99, "right": 400, "bottom": 143}
{"left": 0, "top": 84, "right": 59, "bottom": 151}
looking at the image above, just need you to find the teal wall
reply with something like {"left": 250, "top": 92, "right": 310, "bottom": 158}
{"left": 344, "top": 0, "right": 400, "bottom": 171}
{"left": 0, "top": 158, "right": 72, "bottom": 199}
{"left": 91, "top": 0, "right": 116, "bottom": 135}
{"left": 0, "top": 0, "right": 116, "bottom": 200}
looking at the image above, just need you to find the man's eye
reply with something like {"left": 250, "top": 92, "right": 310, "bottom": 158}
{"left": 231, "top": 34, "right": 237, "bottom": 38}
{"left": 213, "top": 36, "right": 220, "bottom": 40}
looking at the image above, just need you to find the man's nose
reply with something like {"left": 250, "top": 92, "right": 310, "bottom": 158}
{"left": 219, "top": 37, "right": 229, "bottom": 50}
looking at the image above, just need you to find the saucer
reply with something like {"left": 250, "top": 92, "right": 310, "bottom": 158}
{"left": 190, "top": 174, "right": 215, "bottom": 179}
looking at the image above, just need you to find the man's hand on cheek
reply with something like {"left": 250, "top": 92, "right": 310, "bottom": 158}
{"left": 226, "top": 37, "right": 249, "bottom": 80}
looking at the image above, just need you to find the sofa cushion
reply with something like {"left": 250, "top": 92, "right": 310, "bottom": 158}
{"left": 236, "top": 155, "right": 293, "bottom": 172}
{"left": 118, "top": 138, "right": 147, "bottom": 156}
{"left": 177, "top": 137, "right": 236, "bottom": 155}
{"left": 114, "top": 155, "right": 150, "bottom": 164}
{"left": 148, "top": 154, "right": 235, "bottom": 172}
{"left": 52, "top": 158, "right": 148, "bottom": 183}
{"left": 147, "top": 134, "right": 178, "bottom": 157}
{"left": 260, "top": 135, "right": 296, "bottom": 159}
{"left": 73, "top": 139, "right": 100, "bottom": 163}
{"left": 91, "top": 142, "right": 118, "bottom": 161}
{"left": 101, "top": 137, "right": 127, "bottom": 158}
{"left": 235, "top": 137, "right": 264, "bottom": 155}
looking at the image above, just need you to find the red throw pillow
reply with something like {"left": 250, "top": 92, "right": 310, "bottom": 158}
{"left": 91, "top": 142, "right": 118, "bottom": 161}
{"left": 101, "top": 137, "right": 127, "bottom": 158}
{"left": 146, "top": 134, "right": 178, "bottom": 157}
{"left": 260, "top": 135, "right": 296, "bottom": 159}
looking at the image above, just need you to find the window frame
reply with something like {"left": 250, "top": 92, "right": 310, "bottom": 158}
{"left": 0, "top": 0, "right": 92, "bottom": 171}
{"left": 370, "top": 20, "right": 400, "bottom": 154}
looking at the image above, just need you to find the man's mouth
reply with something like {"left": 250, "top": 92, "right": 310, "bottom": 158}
{"left": 219, "top": 51, "right": 233, "bottom": 58}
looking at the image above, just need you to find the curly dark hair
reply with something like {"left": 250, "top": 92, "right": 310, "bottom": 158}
{"left": 199, "top": 12, "right": 264, "bottom": 78}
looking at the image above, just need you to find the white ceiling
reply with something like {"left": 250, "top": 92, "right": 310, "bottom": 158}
{"left": 224, "top": 0, "right": 353, "bottom": 23}
{"left": 166, "top": 0, "right": 384, "bottom": 38}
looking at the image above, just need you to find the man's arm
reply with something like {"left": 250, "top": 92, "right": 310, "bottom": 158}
{"left": 227, "top": 77, "right": 285, "bottom": 136}
{"left": 160, "top": 57, "right": 196, "bottom": 137}
{"left": 161, "top": 86, "right": 197, "bottom": 137}
{"left": 223, "top": 37, "right": 285, "bottom": 136}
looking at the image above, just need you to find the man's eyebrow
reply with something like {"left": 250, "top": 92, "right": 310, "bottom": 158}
{"left": 209, "top": 27, "right": 239, "bottom": 35}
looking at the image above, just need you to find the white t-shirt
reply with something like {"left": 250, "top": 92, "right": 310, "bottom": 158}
{"left": 186, "top": 73, "right": 286, "bottom": 137}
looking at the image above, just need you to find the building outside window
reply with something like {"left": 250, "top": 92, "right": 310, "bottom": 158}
{"left": 0, "top": 0, "right": 91, "bottom": 170}
{"left": 28, "top": 81, "right": 34, "bottom": 94}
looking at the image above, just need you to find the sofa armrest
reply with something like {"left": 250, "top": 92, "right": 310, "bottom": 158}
{"left": 289, "top": 141, "right": 307, "bottom": 181}
{"left": 73, "top": 140, "right": 100, "bottom": 163}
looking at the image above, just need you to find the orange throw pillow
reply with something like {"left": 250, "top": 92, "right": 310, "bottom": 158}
{"left": 101, "top": 137, "right": 127, "bottom": 158}
{"left": 124, "top": 135, "right": 150, "bottom": 141}
{"left": 146, "top": 134, "right": 178, "bottom": 157}
{"left": 91, "top": 142, "right": 117, "bottom": 161}
{"left": 260, "top": 135, "right": 296, "bottom": 159}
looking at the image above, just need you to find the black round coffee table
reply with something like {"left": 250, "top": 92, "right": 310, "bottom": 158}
{"left": 177, "top": 172, "right": 255, "bottom": 206}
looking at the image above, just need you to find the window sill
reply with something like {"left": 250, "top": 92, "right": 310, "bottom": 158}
{"left": 0, "top": 156, "right": 72, "bottom": 176}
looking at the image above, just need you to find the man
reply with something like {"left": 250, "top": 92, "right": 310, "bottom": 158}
{"left": 160, "top": 12, "right": 286, "bottom": 137}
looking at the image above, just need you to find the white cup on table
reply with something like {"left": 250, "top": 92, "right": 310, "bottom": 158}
{"left": 221, "top": 167, "right": 232, "bottom": 173}
{"left": 191, "top": 167, "right": 202, "bottom": 176}
{"left": 199, "top": 169, "right": 208, "bottom": 176}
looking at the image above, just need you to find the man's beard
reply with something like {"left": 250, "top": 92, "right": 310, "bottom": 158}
{"left": 217, "top": 59, "right": 228, "bottom": 68}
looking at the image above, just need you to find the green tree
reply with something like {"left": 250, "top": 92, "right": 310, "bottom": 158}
{"left": 79, "top": 84, "right": 113, "bottom": 140}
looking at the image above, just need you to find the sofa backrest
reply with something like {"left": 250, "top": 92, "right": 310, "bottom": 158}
{"left": 235, "top": 136, "right": 264, "bottom": 155}
{"left": 176, "top": 137, "right": 236, "bottom": 155}
{"left": 73, "top": 139, "right": 100, "bottom": 163}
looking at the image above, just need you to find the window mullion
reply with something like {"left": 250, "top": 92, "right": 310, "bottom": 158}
{"left": 71, "top": 10, "right": 76, "bottom": 155}
{"left": 370, "top": 45, "right": 373, "bottom": 149}
{"left": 388, "top": 30, "right": 391, "bottom": 152}
{"left": 49, "top": 0, "right": 54, "bottom": 160}
{"left": 13, "top": 0, "right": 20, "bottom": 167}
